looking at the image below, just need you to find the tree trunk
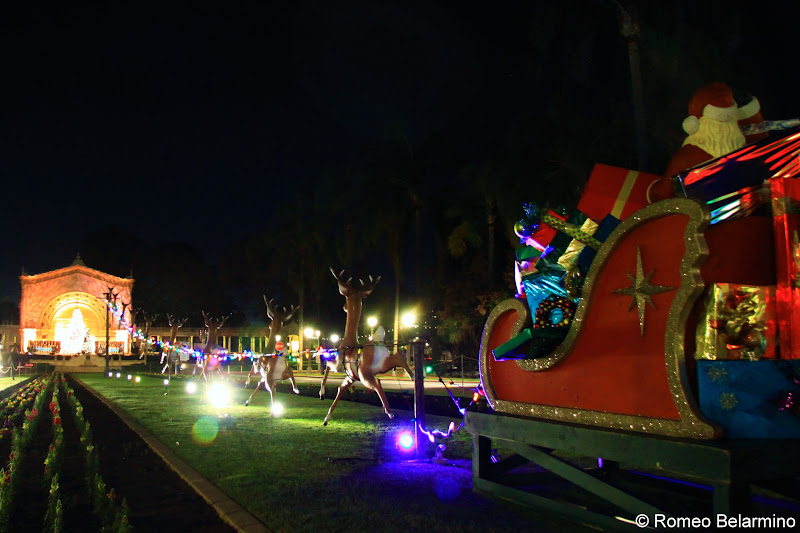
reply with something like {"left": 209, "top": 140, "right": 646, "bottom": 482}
{"left": 487, "top": 198, "right": 496, "bottom": 291}
{"left": 393, "top": 274, "right": 401, "bottom": 377}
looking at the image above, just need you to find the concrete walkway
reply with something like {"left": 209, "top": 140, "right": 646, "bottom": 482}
{"left": 75, "top": 376, "right": 272, "bottom": 533}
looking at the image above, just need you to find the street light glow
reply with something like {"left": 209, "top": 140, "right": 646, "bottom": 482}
{"left": 367, "top": 316, "right": 378, "bottom": 328}
{"left": 331, "top": 334, "right": 340, "bottom": 344}
{"left": 304, "top": 327, "right": 314, "bottom": 338}
{"left": 402, "top": 312, "right": 416, "bottom": 328}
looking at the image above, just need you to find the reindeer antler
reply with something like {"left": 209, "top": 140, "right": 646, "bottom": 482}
{"left": 361, "top": 274, "right": 381, "bottom": 294}
{"left": 167, "top": 314, "right": 188, "bottom": 328}
{"left": 264, "top": 295, "right": 300, "bottom": 324}
{"left": 140, "top": 310, "right": 158, "bottom": 325}
{"left": 331, "top": 267, "right": 381, "bottom": 297}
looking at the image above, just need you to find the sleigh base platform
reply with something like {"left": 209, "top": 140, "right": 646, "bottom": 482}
{"left": 465, "top": 410, "right": 800, "bottom": 530}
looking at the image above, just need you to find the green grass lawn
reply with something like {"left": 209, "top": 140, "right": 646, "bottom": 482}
{"left": 73, "top": 373, "right": 567, "bottom": 533}
{"left": 0, "top": 374, "right": 37, "bottom": 393}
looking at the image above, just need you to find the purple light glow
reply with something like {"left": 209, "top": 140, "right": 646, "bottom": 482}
{"left": 398, "top": 432, "right": 414, "bottom": 450}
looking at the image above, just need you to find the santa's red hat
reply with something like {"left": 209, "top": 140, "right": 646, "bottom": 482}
{"left": 682, "top": 82, "right": 738, "bottom": 134}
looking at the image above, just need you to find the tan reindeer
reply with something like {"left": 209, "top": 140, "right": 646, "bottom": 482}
{"left": 132, "top": 309, "right": 157, "bottom": 359}
{"left": 199, "top": 311, "right": 228, "bottom": 381}
{"left": 161, "top": 314, "right": 188, "bottom": 375}
{"left": 245, "top": 297, "right": 301, "bottom": 412}
{"left": 322, "top": 268, "right": 414, "bottom": 426}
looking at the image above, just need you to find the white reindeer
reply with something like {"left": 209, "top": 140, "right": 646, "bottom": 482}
{"left": 245, "top": 297, "right": 301, "bottom": 415}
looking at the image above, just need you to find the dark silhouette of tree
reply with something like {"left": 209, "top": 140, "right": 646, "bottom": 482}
{"left": 0, "top": 301, "right": 18, "bottom": 325}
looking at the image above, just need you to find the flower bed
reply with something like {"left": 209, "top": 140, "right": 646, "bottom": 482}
{"left": 62, "top": 375, "right": 131, "bottom": 531}
{"left": 0, "top": 374, "right": 131, "bottom": 532}
{"left": 0, "top": 373, "right": 53, "bottom": 527}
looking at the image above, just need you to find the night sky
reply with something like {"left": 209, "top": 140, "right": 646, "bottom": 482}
{"left": 1, "top": 1, "right": 799, "bottom": 305}
{"left": 1, "top": 1, "right": 528, "bottom": 295}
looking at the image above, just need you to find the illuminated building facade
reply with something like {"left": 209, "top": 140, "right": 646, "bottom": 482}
{"left": 19, "top": 255, "right": 133, "bottom": 355}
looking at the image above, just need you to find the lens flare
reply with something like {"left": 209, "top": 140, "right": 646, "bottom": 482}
{"left": 271, "top": 402, "right": 284, "bottom": 417}
{"left": 206, "top": 383, "right": 231, "bottom": 408}
{"left": 134, "top": 376, "right": 141, "bottom": 383}
{"left": 185, "top": 382, "right": 198, "bottom": 394}
{"left": 191, "top": 416, "right": 219, "bottom": 445}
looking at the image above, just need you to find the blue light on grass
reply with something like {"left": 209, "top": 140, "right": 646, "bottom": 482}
{"left": 398, "top": 432, "right": 414, "bottom": 450}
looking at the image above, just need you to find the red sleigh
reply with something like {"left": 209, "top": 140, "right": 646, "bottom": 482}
{"left": 479, "top": 127, "right": 800, "bottom": 440}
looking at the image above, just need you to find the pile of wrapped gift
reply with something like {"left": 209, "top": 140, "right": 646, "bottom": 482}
{"left": 495, "top": 163, "right": 654, "bottom": 360}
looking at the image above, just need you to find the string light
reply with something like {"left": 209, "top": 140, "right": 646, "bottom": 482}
{"left": 106, "top": 300, "right": 345, "bottom": 363}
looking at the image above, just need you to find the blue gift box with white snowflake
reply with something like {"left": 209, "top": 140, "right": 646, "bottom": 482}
{"left": 697, "top": 360, "right": 800, "bottom": 439}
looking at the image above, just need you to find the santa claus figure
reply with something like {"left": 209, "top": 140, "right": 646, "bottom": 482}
{"left": 649, "top": 82, "right": 746, "bottom": 202}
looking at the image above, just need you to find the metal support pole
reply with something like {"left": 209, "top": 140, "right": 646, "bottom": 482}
{"left": 105, "top": 297, "right": 110, "bottom": 373}
{"left": 102, "top": 286, "right": 117, "bottom": 374}
{"left": 413, "top": 339, "right": 425, "bottom": 458}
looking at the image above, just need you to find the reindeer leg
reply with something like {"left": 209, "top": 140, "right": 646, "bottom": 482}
{"left": 267, "top": 380, "right": 278, "bottom": 416}
{"left": 323, "top": 377, "right": 353, "bottom": 426}
{"left": 362, "top": 375, "right": 395, "bottom": 419}
{"left": 286, "top": 367, "right": 300, "bottom": 394}
{"left": 245, "top": 378, "right": 264, "bottom": 406}
{"left": 319, "top": 366, "right": 330, "bottom": 400}
{"left": 392, "top": 351, "right": 414, "bottom": 380}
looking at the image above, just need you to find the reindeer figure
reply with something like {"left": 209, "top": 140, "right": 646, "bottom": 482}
{"left": 245, "top": 297, "right": 301, "bottom": 413}
{"left": 322, "top": 268, "right": 414, "bottom": 426}
{"left": 199, "top": 311, "right": 228, "bottom": 381}
{"left": 133, "top": 310, "right": 157, "bottom": 359}
{"left": 161, "top": 314, "right": 188, "bottom": 375}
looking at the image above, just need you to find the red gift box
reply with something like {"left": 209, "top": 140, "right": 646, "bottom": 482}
{"left": 771, "top": 177, "right": 800, "bottom": 358}
{"left": 525, "top": 210, "right": 566, "bottom": 251}
{"left": 577, "top": 164, "right": 660, "bottom": 222}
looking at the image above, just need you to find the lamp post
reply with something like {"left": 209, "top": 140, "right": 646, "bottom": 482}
{"left": 612, "top": 0, "right": 646, "bottom": 170}
{"left": 367, "top": 316, "right": 377, "bottom": 340}
{"left": 304, "top": 327, "right": 320, "bottom": 370}
{"left": 399, "top": 311, "right": 417, "bottom": 378}
{"left": 102, "top": 286, "right": 119, "bottom": 374}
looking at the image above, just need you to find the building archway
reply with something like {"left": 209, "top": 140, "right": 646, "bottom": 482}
{"left": 19, "top": 256, "right": 134, "bottom": 354}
